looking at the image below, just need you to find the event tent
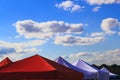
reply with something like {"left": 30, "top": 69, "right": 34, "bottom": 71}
{"left": 55, "top": 56, "right": 99, "bottom": 80}
{"left": 98, "top": 69, "right": 109, "bottom": 80}
{"left": 101, "top": 67, "right": 118, "bottom": 77}
{"left": 0, "top": 57, "right": 12, "bottom": 67}
{"left": 0, "top": 55, "right": 83, "bottom": 80}
{"left": 72, "top": 59, "right": 109, "bottom": 80}
{"left": 72, "top": 59, "right": 98, "bottom": 79}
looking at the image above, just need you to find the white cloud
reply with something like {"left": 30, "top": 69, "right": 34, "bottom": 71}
{"left": 0, "top": 40, "right": 45, "bottom": 54}
{"left": 91, "top": 32, "right": 105, "bottom": 37}
{"left": 92, "top": 6, "right": 101, "bottom": 12}
{"left": 0, "top": 52, "right": 37, "bottom": 62}
{"left": 71, "top": 4, "right": 84, "bottom": 12}
{"left": 64, "top": 49, "right": 120, "bottom": 65}
{"left": 87, "top": 0, "right": 120, "bottom": 5}
{"left": 56, "top": 1, "right": 74, "bottom": 10}
{"left": 0, "top": 53, "right": 24, "bottom": 62}
{"left": 54, "top": 35, "right": 105, "bottom": 46}
{"left": 15, "top": 20, "right": 85, "bottom": 39}
{"left": 63, "top": 52, "right": 98, "bottom": 63}
{"left": 101, "top": 18, "right": 120, "bottom": 34}
{"left": 92, "top": 49, "right": 120, "bottom": 65}
{"left": 55, "top": 0, "right": 84, "bottom": 12}
{"left": 118, "top": 32, "right": 120, "bottom": 35}
{"left": 0, "top": 39, "right": 44, "bottom": 62}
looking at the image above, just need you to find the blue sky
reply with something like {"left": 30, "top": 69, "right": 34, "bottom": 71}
{"left": 0, "top": 0, "right": 120, "bottom": 65}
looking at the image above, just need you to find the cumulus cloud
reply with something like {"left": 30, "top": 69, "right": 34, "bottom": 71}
{"left": 91, "top": 49, "right": 120, "bottom": 65}
{"left": 0, "top": 53, "right": 24, "bottom": 62}
{"left": 101, "top": 18, "right": 120, "bottom": 34}
{"left": 15, "top": 20, "right": 85, "bottom": 39}
{"left": 0, "top": 52, "right": 37, "bottom": 62}
{"left": 118, "top": 32, "right": 120, "bottom": 35}
{"left": 63, "top": 49, "right": 120, "bottom": 65}
{"left": 63, "top": 52, "right": 98, "bottom": 63}
{"left": 55, "top": 0, "right": 84, "bottom": 12}
{"left": 0, "top": 40, "right": 44, "bottom": 54}
{"left": 56, "top": 1, "right": 73, "bottom": 10}
{"left": 91, "top": 32, "right": 105, "bottom": 37}
{"left": 0, "top": 39, "right": 43, "bottom": 62}
{"left": 54, "top": 35, "right": 105, "bottom": 46}
{"left": 92, "top": 6, "right": 101, "bottom": 12}
{"left": 87, "top": 0, "right": 120, "bottom": 5}
{"left": 13, "top": 18, "right": 120, "bottom": 48}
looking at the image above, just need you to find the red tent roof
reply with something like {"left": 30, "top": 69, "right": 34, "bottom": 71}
{"left": 0, "top": 57, "right": 12, "bottom": 67}
{"left": 0, "top": 54, "right": 83, "bottom": 80}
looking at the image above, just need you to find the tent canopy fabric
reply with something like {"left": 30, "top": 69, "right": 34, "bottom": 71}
{"left": 98, "top": 70, "right": 109, "bottom": 80}
{"left": 55, "top": 56, "right": 99, "bottom": 79}
{"left": 73, "top": 59, "right": 98, "bottom": 73}
{"left": 0, "top": 57, "right": 12, "bottom": 67}
{"left": 101, "top": 67, "right": 118, "bottom": 77}
{"left": 55, "top": 56, "right": 86, "bottom": 72}
{"left": 0, "top": 55, "right": 83, "bottom": 80}
{"left": 72, "top": 59, "right": 98, "bottom": 79}
{"left": 73, "top": 59, "right": 109, "bottom": 80}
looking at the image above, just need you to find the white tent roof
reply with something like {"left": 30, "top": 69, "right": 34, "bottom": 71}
{"left": 72, "top": 59, "right": 109, "bottom": 80}
{"left": 101, "top": 67, "right": 118, "bottom": 77}
{"left": 72, "top": 59, "right": 98, "bottom": 73}
{"left": 55, "top": 57, "right": 98, "bottom": 79}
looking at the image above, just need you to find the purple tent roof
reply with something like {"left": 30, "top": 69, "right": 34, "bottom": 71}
{"left": 101, "top": 67, "right": 117, "bottom": 77}
{"left": 72, "top": 59, "right": 109, "bottom": 80}
{"left": 72, "top": 59, "right": 98, "bottom": 73}
{"left": 55, "top": 57, "right": 98, "bottom": 79}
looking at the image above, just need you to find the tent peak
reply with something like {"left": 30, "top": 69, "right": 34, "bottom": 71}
{"left": 4, "top": 57, "right": 9, "bottom": 59}
{"left": 77, "top": 59, "right": 92, "bottom": 66}
{"left": 0, "top": 57, "right": 12, "bottom": 67}
{"left": 55, "top": 56, "right": 64, "bottom": 61}
{"left": 75, "top": 59, "right": 84, "bottom": 63}
{"left": 1, "top": 57, "right": 12, "bottom": 62}
{"left": 54, "top": 56, "right": 64, "bottom": 63}
{"left": 58, "top": 56, "right": 63, "bottom": 59}
{"left": 29, "top": 54, "right": 42, "bottom": 58}
{"left": 101, "top": 67, "right": 118, "bottom": 77}
{"left": 34, "top": 54, "right": 39, "bottom": 56}
{"left": 102, "top": 67, "right": 107, "bottom": 69}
